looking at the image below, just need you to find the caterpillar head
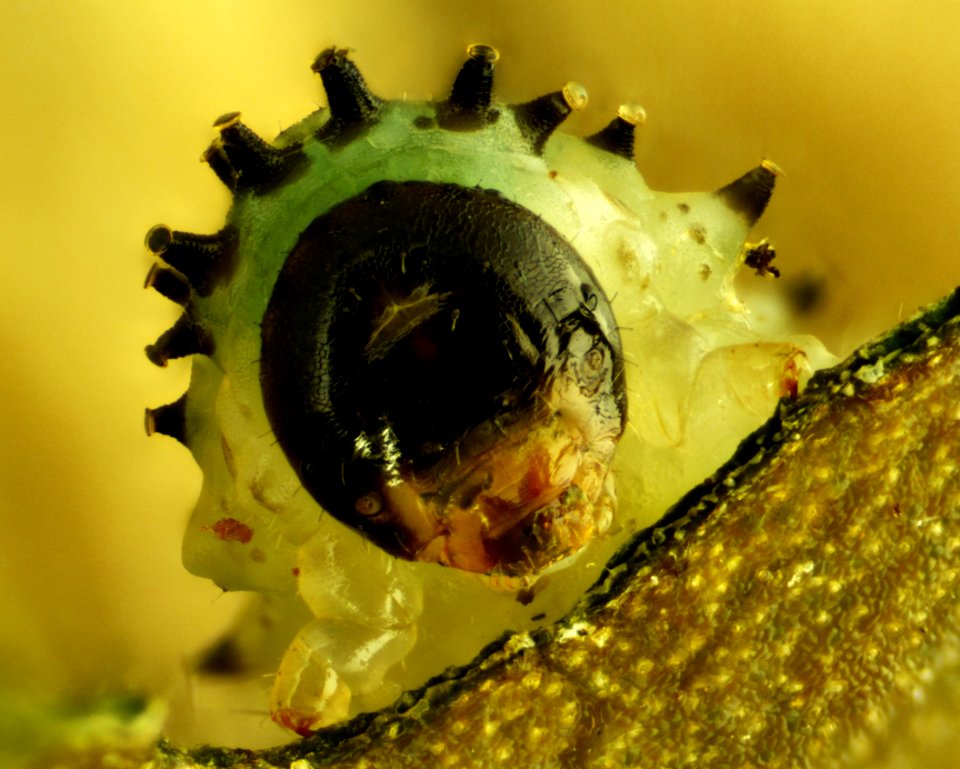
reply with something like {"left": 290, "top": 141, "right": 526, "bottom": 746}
{"left": 145, "top": 43, "right": 826, "bottom": 735}
{"left": 261, "top": 179, "right": 626, "bottom": 575}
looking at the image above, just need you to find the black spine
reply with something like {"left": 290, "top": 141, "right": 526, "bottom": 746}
{"left": 144, "top": 224, "right": 237, "bottom": 297}
{"left": 511, "top": 82, "right": 587, "bottom": 155}
{"left": 201, "top": 141, "right": 238, "bottom": 190}
{"left": 715, "top": 160, "right": 781, "bottom": 226}
{"left": 439, "top": 44, "right": 499, "bottom": 130}
{"left": 585, "top": 103, "right": 646, "bottom": 160}
{"left": 144, "top": 263, "right": 191, "bottom": 305}
{"left": 145, "top": 313, "right": 214, "bottom": 367}
{"left": 145, "top": 393, "right": 189, "bottom": 444}
{"left": 215, "top": 113, "right": 306, "bottom": 193}
{"left": 312, "top": 47, "right": 381, "bottom": 141}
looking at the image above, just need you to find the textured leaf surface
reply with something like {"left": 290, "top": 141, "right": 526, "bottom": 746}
{"left": 118, "top": 287, "right": 960, "bottom": 769}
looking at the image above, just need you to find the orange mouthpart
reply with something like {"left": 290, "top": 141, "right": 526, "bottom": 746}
{"left": 374, "top": 407, "right": 618, "bottom": 578}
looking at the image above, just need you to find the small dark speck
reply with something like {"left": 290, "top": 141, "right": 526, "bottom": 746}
{"left": 414, "top": 115, "right": 436, "bottom": 130}
{"left": 198, "top": 638, "right": 245, "bottom": 675}
{"left": 531, "top": 612, "right": 547, "bottom": 622}
{"left": 517, "top": 588, "right": 536, "bottom": 606}
{"left": 744, "top": 240, "right": 780, "bottom": 278}
{"left": 785, "top": 272, "right": 827, "bottom": 316}
{"left": 677, "top": 202, "right": 690, "bottom": 214}
{"left": 549, "top": 170, "right": 559, "bottom": 179}
{"left": 687, "top": 226, "right": 707, "bottom": 245}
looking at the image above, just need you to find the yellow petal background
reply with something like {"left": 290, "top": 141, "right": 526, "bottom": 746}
{"left": 1, "top": 1, "right": 958, "bottom": 765}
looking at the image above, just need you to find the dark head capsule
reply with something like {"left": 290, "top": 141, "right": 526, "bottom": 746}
{"left": 260, "top": 181, "right": 626, "bottom": 576}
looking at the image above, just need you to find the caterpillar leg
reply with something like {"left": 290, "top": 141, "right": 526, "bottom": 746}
{"left": 270, "top": 619, "right": 417, "bottom": 736}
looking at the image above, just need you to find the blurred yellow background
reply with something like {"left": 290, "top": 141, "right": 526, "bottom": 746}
{"left": 1, "top": 0, "right": 958, "bottom": 750}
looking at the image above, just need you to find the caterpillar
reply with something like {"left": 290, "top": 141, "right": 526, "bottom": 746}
{"left": 144, "top": 44, "right": 830, "bottom": 737}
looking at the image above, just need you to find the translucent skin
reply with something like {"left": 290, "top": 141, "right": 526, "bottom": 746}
{"left": 147, "top": 49, "right": 833, "bottom": 735}
{"left": 158, "top": 288, "right": 960, "bottom": 768}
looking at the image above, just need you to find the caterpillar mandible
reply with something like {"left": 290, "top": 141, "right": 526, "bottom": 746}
{"left": 145, "top": 44, "right": 830, "bottom": 737}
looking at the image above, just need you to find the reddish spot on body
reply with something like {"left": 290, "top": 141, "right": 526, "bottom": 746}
{"left": 204, "top": 517, "right": 254, "bottom": 543}
{"left": 272, "top": 707, "right": 320, "bottom": 738}
{"left": 780, "top": 356, "right": 802, "bottom": 399}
